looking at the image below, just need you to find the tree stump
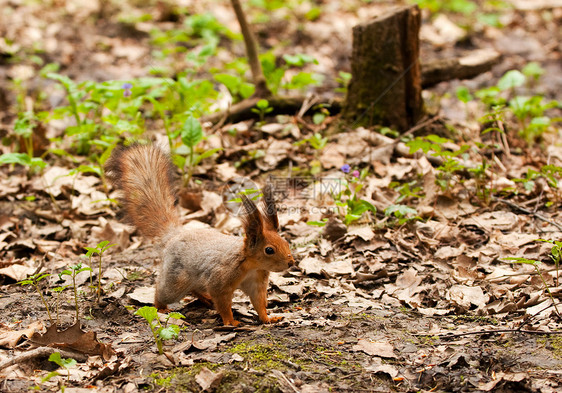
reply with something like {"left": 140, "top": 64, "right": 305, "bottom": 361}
{"left": 343, "top": 5, "right": 423, "bottom": 131}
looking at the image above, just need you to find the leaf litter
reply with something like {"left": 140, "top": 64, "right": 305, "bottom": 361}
{"left": 1, "top": 0, "right": 562, "bottom": 392}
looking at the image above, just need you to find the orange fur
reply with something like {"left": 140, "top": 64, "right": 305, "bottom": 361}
{"left": 105, "top": 144, "right": 295, "bottom": 325}
{"left": 105, "top": 144, "right": 180, "bottom": 238}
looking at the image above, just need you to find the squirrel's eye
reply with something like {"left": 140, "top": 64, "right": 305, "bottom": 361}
{"left": 265, "top": 246, "right": 275, "bottom": 255}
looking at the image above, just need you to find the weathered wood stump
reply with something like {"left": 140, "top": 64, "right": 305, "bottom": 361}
{"left": 343, "top": 5, "right": 423, "bottom": 131}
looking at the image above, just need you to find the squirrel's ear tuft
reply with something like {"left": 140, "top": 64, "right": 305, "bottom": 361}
{"left": 262, "top": 184, "right": 279, "bottom": 230}
{"left": 241, "top": 194, "right": 264, "bottom": 249}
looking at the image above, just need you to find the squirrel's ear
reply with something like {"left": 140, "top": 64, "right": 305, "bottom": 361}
{"left": 262, "top": 184, "right": 279, "bottom": 230}
{"left": 241, "top": 194, "right": 264, "bottom": 249}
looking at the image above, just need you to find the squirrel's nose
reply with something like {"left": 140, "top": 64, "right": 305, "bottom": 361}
{"left": 287, "top": 254, "right": 295, "bottom": 267}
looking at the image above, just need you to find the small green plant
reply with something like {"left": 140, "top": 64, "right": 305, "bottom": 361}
{"left": 333, "top": 165, "right": 377, "bottom": 226}
{"left": 135, "top": 306, "right": 185, "bottom": 355}
{"left": 406, "top": 135, "right": 469, "bottom": 193}
{"left": 18, "top": 273, "right": 53, "bottom": 324}
{"left": 513, "top": 164, "right": 562, "bottom": 205}
{"left": 172, "top": 114, "right": 222, "bottom": 186}
{"left": 13, "top": 111, "right": 38, "bottom": 156}
{"left": 335, "top": 71, "right": 352, "bottom": 94}
{"left": 537, "top": 239, "right": 562, "bottom": 287}
{"left": 413, "top": 0, "right": 477, "bottom": 14}
{"left": 0, "top": 152, "right": 47, "bottom": 175}
{"left": 390, "top": 180, "right": 424, "bottom": 203}
{"left": 456, "top": 86, "right": 473, "bottom": 120}
{"left": 468, "top": 159, "right": 493, "bottom": 204}
{"left": 51, "top": 286, "right": 66, "bottom": 326}
{"left": 215, "top": 73, "right": 255, "bottom": 101}
{"left": 59, "top": 262, "right": 92, "bottom": 323}
{"left": 83, "top": 240, "right": 115, "bottom": 302}
{"left": 260, "top": 51, "right": 323, "bottom": 94}
{"left": 522, "top": 62, "right": 545, "bottom": 86}
{"left": 295, "top": 132, "right": 328, "bottom": 174}
{"left": 251, "top": 99, "right": 273, "bottom": 122}
{"left": 502, "top": 257, "right": 560, "bottom": 316}
{"left": 33, "top": 351, "right": 77, "bottom": 391}
{"left": 475, "top": 66, "right": 560, "bottom": 143}
{"left": 384, "top": 204, "right": 420, "bottom": 225}
{"left": 312, "top": 105, "right": 331, "bottom": 125}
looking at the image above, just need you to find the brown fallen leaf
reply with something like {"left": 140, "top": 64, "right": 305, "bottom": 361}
{"left": 29, "top": 323, "right": 115, "bottom": 360}
{"left": 322, "top": 217, "right": 347, "bottom": 242}
{"left": 195, "top": 366, "right": 224, "bottom": 391}
{"left": 0, "top": 263, "right": 37, "bottom": 282}
{"left": 352, "top": 339, "right": 396, "bottom": 359}
{"left": 0, "top": 321, "right": 43, "bottom": 348}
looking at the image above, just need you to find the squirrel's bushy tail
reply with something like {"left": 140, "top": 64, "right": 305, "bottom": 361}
{"left": 105, "top": 144, "right": 180, "bottom": 238}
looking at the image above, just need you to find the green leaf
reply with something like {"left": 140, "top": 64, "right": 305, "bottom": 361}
{"left": 312, "top": 112, "right": 326, "bottom": 125}
{"left": 36, "top": 273, "right": 51, "bottom": 282}
{"left": 344, "top": 213, "right": 362, "bottom": 225}
{"left": 256, "top": 99, "right": 270, "bottom": 110}
{"left": 522, "top": 62, "right": 544, "bottom": 80}
{"left": 167, "top": 312, "right": 185, "bottom": 320}
{"left": 384, "top": 204, "right": 417, "bottom": 217}
{"left": 282, "top": 53, "right": 317, "bottom": 67}
{"left": 76, "top": 267, "right": 93, "bottom": 274}
{"left": 48, "top": 352, "right": 76, "bottom": 368}
{"left": 530, "top": 116, "right": 550, "bottom": 127}
{"left": 502, "top": 257, "right": 540, "bottom": 266}
{"left": 14, "top": 112, "right": 34, "bottom": 138}
{"left": 285, "top": 71, "right": 323, "bottom": 90}
{"left": 0, "top": 153, "right": 32, "bottom": 166}
{"left": 159, "top": 325, "right": 180, "bottom": 341}
{"left": 239, "top": 82, "right": 255, "bottom": 99}
{"left": 42, "top": 371, "right": 61, "bottom": 383}
{"left": 84, "top": 247, "right": 98, "bottom": 257}
{"left": 214, "top": 73, "right": 241, "bottom": 93}
{"left": 307, "top": 220, "right": 327, "bottom": 227}
{"left": 181, "top": 115, "right": 203, "bottom": 148}
{"left": 192, "top": 148, "right": 222, "bottom": 166}
{"left": 456, "top": 86, "right": 473, "bottom": 103}
{"left": 497, "top": 70, "right": 526, "bottom": 90}
{"left": 135, "top": 306, "right": 159, "bottom": 324}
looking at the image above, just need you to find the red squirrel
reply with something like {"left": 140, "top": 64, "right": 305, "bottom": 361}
{"left": 105, "top": 144, "right": 295, "bottom": 326}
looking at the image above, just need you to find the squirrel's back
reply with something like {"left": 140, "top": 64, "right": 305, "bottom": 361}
{"left": 105, "top": 144, "right": 180, "bottom": 238}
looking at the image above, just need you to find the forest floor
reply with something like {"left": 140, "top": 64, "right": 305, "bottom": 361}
{"left": 1, "top": 0, "right": 562, "bottom": 392}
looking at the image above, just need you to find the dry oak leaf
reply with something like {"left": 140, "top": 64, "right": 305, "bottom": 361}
{"left": 127, "top": 286, "right": 155, "bottom": 305}
{"left": 29, "top": 323, "right": 115, "bottom": 360}
{"left": 448, "top": 285, "right": 489, "bottom": 309}
{"left": 0, "top": 321, "right": 43, "bottom": 348}
{"left": 0, "top": 263, "right": 37, "bottom": 282}
{"left": 352, "top": 339, "right": 396, "bottom": 359}
{"left": 196, "top": 366, "right": 224, "bottom": 391}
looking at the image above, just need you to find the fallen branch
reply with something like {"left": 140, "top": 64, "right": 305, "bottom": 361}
{"left": 493, "top": 197, "right": 562, "bottom": 231}
{"left": 201, "top": 95, "right": 342, "bottom": 125}
{"left": 0, "top": 347, "right": 88, "bottom": 371}
{"left": 421, "top": 49, "right": 501, "bottom": 88}
{"left": 415, "top": 328, "right": 562, "bottom": 339}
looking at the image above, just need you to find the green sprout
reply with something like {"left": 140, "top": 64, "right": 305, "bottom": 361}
{"left": 135, "top": 306, "right": 185, "bottom": 355}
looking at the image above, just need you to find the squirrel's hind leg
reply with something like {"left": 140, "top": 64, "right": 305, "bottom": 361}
{"left": 210, "top": 290, "right": 240, "bottom": 326}
{"left": 193, "top": 291, "right": 214, "bottom": 308}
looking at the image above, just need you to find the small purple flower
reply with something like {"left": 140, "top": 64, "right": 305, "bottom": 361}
{"left": 341, "top": 164, "right": 350, "bottom": 173}
{"left": 122, "top": 82, "right": 133, "bottom": 97}
{"left": 352, "top": 170, "right": 360, "bottom": 178}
